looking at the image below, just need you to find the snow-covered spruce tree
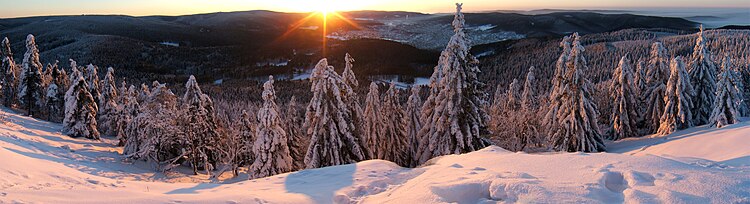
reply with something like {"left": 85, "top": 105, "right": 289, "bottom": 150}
{"left": 18, "top": 34, "right": 44, "bottom": 116}
{"left": 380, "top": 82, "right": 409, "bottom": 166}
{"left": 404, "top": 86, "right": 422, "bottom": 167}
{"left": 85, "top": 64, "right": 102, "bottom": 108}
{"left": 239, "top": 110, "right": 256, "bottom": 167}
{"left": 520, "top": 66, "right": 538, "bottom": 111}
{"left": 688, "top": 25, "right": 717, "bottom": 126}
{"left": 116, "top": 85, "right": 139, "bottom": 146}
{"left": 343, "top": 53, "right": 359, "bottom": 91}
{"left": 657, "top": 57, "right": 695, "bottom": 135}
{"left": 180, "top": 75, "right": 221, "bottom": 175}
{"left": 63, "top": 77, "right": 100, "bottom": 139}
{"left": 341, "top": 53, "right": 364, "bottom": 147}
{"left": 643, "top": 42, "right": 671, "bottom": 133}
{"left": 543, "top": 35, "right": 573, "bottom": 134}
{"left": 634, "top": 60, "right": 648, "bottom": 99}
{"left": 709, "top": 57, "right": 742, "bottom": 128}
{"left": 303, "top": 58, "right": 366, "bottom": 169}
{"left": 1, "top": 37, "right": 18, "bottom": 108}
{"left": 505, "top": 79, "right": 522, "bottom": 110}
{"left": 609, "top": 55, "right": 639, "bottom": 140}
{"left": 45, "top": 66, "right": 68, "bottom": 122}
{"left": 124, "top": 81, "right": 180, "bottom": 170}
{"left": 250, "top": 76, "right": 293, "bottom": 179}
{"left": 98, "top": 67, "right": 118, "bottom": 136}
{"left": 548, "top": 33, "right": 606, "bottom": 152}
{"left": 45, "top": 84, "right": 60, "bottom": 121}
{"left": 518, "top": 66, "right": 542, "bottom": 150}
{"left": 361, "top": 82, "right": 383, "bottom": 159}
{"left": 414, "top": 3, "right": 490, "bottom": 165}
{"left": 489, "top": 83, "right": 505, "bottom": 118}
{"left": 284, "top": 96, "right": 306, "bottom": 170}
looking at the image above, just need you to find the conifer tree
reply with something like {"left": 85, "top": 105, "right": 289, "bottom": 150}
{"left": 518, "top": 66, "right": 541, "bottom": 150}
{"left": 98, "top": 67, "right": 118, "bottom": 135}
{"left": 657, "top": 57, "right": 695, "bottom": 135}
{"left": 709, "top": 57, "right": 742, "bottom": 128}
{"left": 644, "top": 42, "right": 671, "bottom": 133}
{"left": 181, "top": 75, "right": 221, "bottom": 175}
{"left": 520, "top": 66, "right": 537, "bottom": 111}
{"left": 63, "top": 77, "right": 100, "bottom": 139}
{"left": 544, "top": 35, "right": 573, "bottom": 132}
{"left": 45, "top": 65, "right": 67, "bottom": 122}
{"left": 1, "top": 37, "right": 17, "bottom": 108}
{"left": 688, "top": 25, "right": 717, "bottom": 126}
{"left": 18, "top": 34, "right": 44, "bottom": 116}
{"left": 85, "top": 64, "right": 102, "bottom": 108}
{"left": 116, "top": 85, "right": 139, "bottom": 146}
{"left": 250, "top": 76, "right": 293, "bottom": 179}
{"left": 361, "top": 82, "right": 383, "bottom": 159}
{"left": 303, "top": 59, "right": 366, "bottom": 168}
{"left": 124, "top": 81, "right": 180, "bottom": 170}
{"left": 548, "top": 33, "right": 605, "bottom": 152}
{"left": 284, "top": 96, "right": 305, "bottom": 170}
{"left": 404, "top": 86, "right": 422, "bottom": 167}
{"left": 239, "top": 110, "right": 256, "bottom": 167}
{"left": 381, "top": 82, "right": 409, "bottom": 166}
{"left": 609, "top": 56, "right": 639, "bottom": 140}
{"left": 505, "top": 79, "right": 521, "bottom": 110}
{"left": 414, "top": 3, "right": 490, "bottom": 165}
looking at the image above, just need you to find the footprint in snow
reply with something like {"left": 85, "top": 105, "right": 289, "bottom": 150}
{"left": 450, "top": 164, "right": 463, "bottom": 168}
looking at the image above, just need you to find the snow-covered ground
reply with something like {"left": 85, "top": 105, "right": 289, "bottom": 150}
{"left": 0, "top": 108, "right": 748, "bottom": 203}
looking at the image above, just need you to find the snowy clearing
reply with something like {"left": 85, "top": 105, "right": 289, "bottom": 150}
{"left": 0, "top": 109, "right": 748, "bottom": 203}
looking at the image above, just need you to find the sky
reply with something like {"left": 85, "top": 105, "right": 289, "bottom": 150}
{"left": 1, "top": 0, "right": 749, "bottom": 18}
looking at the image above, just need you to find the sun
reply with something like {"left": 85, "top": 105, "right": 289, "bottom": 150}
{"left": 310, "top": 0, "right": 337, "bottom": 16}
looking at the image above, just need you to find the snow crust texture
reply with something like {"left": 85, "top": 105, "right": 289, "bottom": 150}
{"left": 0, "top": 109, "right": 748, "bottom": 203}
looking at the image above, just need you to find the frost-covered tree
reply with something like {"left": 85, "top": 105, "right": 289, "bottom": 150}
{"left": 63, "top": 77, "right": 100, "bottom": 139}
{"left": 505, "top": 79, "right": 522, "bottom": 110}
{"left": 303, "top": 59, "right": 366, "bottom": 168}
{"left": 45, "top": 66, "right": 68, "bottom": 122}
{"left": 380, "top": 82, "right": 409, "bottom": 166}
{"left": 98, "top": 67, "right": 118, "bottom": 136}
{"left": 239, "top": 110, "right": 256, "bottom": 167}
{"left": 18, "top": 34, "right": 44, "bottom": 116}
{"left": 643, "top": 42, "right": 671, "bottom": 133}
{"left": 544, "top": 35, "right": 573, "bottom": 133}
{"left": 1, "top": 37, "right": 18, "bottom": 108}
{"left": 609, "top": 55, "right": 639, "bottom": 140}
{"left": 709, "top": 57, "right": 742, "bottom": 128}
{"left": 404, "top": 86, "right": 422, "bottom": 167}
{"left": 361, "top": 82, "right": 383, "bottom": 159}
{"left": 688, "top": 25, "right": 717, "bottom": 126}
{"left": 284, "top": 96, "right": 305, "bottom": 170}
{"left": 520, "top": 66, "right": 537, "bottom": 111}
{"left": 250, "top": 76, "right": 293, "bottom": 179}
{"left": 116, "top": 85, "right": 139, "bottom": 146}
{"left": 414, "top": 3, "right": 490, "bottom": 165}
{"left": 547, "top": 33, "right": 605, "bottom": 152}
{"left": 657, "top": 57, "right": 695, "bottom": 135}
{"left": 181, "top": 75, "right": 221, "bottom": 175}
{"left": 341, "top": 53, "right": 363, "bottom": 144}
{"left": 124, "top": 81, "right": 181, "bottom": 170}
{"left": 634, "top": 60, "right": 647, "bottom": 98}
{"left": 85, "top": 64, "right": 102, "bottom": 108}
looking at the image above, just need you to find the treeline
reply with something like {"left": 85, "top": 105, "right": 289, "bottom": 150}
{"left": 490, "top": 26, "right": 748, "bottom": 151}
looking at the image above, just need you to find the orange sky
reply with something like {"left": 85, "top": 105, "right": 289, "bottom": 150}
{"left": 1, "top": 0, "right": 748, "bottom": 18}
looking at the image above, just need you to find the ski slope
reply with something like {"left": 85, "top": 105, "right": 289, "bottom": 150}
{"left": 0, "top": 108, "right": 748, "bottom": 203}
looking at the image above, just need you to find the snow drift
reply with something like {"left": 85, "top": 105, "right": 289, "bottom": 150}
{"left": 0, "top": 109, "right": 748, "bottom": 203}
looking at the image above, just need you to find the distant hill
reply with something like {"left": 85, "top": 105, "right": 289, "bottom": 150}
{"left": 0, "top": 10, "right": 697, "bottom": 83}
